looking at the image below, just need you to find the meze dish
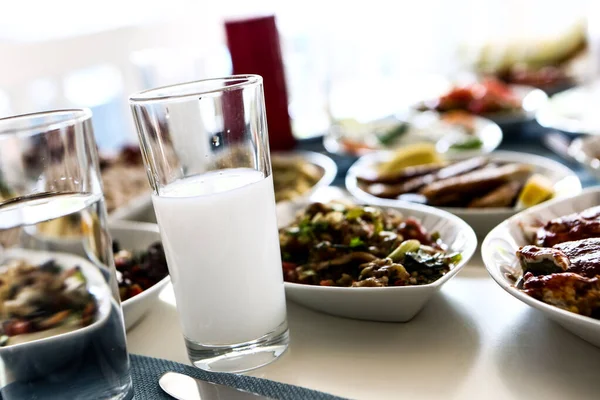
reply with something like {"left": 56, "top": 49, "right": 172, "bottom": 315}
{"left": 0, "top": 259, "right": 97, "bottom": 347}
{"left": 354, "top": 148, "right": 555, "bottom": 209}
{"left": 347, "top": 148, "right": 581, "bottom": 236}
{"left": 280, "top": 202, "right": 462, "bottom": 287}
{"left": 100, "top": 145, "right": 150, "bottom": 214}
{"left": 418, "top": 78, "right": 522, "bottom": 116}
{"left": 325, "top": 111, "right": 502, "bottom": 157}
{"left": 113, "top": 240, "right": 168, "bottom": 302}
{"left": 482, "top": 188, "right": 600, "bottom": 348}
{"left": 211, "top": 148, "right": 337, "bottom": 204}
{"left": 278, "top": 200, "right": 477, "bottom": 321}
{"left": 271, "top": 154, "right": 329, "bottom": 203}
{"left": 515, "top": 206, "right": 600, "bottom": 320}
{"left": 415, "top": 78, "right": 547, "bottom": 124}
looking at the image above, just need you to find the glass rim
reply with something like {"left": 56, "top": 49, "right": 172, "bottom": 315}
{"left": 129, "top": 74, "right": 263, "bottom": 103}
{"left": 0, "top": 108, "right": 92, "bottom": 136}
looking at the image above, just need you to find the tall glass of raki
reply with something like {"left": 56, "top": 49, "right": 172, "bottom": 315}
{"left": 129, "top": 75, "right": 288, "bottom": 373}
{"left": 0, "top": 110, "right": 132, "bottom": 399}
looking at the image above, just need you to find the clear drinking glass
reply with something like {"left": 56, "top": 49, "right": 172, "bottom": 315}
{"left": 129, "top": 75, "right": 289, "bottom": 373}
{"left": 0, "top": 110, "right": 133, "bottom": 399}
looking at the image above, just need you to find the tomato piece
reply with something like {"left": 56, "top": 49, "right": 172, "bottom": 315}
{"left": 5, "top": 320, "right": 32, "bottom": 336}
{"left": 128, "top": 284, "right": 144, "bottom": 298}
{"left": 282, "top": 262, "right": 297, "bottom": 272}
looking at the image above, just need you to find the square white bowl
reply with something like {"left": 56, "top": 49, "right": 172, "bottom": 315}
{"left": 279, "top": 200, "right": 477, "bottom": 322}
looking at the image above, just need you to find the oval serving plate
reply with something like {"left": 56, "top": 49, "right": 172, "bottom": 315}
{"left": 345, "top": 150, "right": 582, "bottom": 237}
{"left": 411, "top": 80, "right": 548, "bottom": 125}
{"left": 278, "top": 200, "right": 477, "bottom": 322}
{"left": 482, "top": 187, "right": 600, "bottom": 348}
{"left": 324, "top": 112, "right": 502, "bottom": 158}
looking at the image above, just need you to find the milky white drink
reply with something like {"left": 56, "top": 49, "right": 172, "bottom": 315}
{"left": 152, "top": 168, "right": 287, "bottom": 345}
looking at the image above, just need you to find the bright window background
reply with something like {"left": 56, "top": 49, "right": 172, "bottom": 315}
{"left": 0, "top": 0, "right": 590, "bottom": 147}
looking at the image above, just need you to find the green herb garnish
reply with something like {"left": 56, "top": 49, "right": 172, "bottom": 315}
{"left": 377, "top": 123, "right": 409, "bottom": 146}
{"left": 346, "top": 207, "right": 364, "bottom": 220}
{"left": 450, "top": 137, "right": 483, "bottom": 151}
{"left": 349, "top": 237, "right": 365, "bottom": 248}
{"left": 388, "top": 239, "right": 421, "bottom": 262}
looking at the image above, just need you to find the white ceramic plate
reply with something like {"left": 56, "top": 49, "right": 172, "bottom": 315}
{"left": 345, "top": 150, "right": 582, "bottom": 237}
{"left": 278, "top": 200, "right": 477, "bottom": 322}
{"left": 568, "top": 135, "right": 600, "bottom": 181}
{"left": 109, "top": 221, "right": 170, "bottom": 330}
{"left": 537, "top": 82, "right": 600, "bottom": 135}
{"left": 482, "top": 187, "right": 600, "bottom": 348}
{"left": 324, "top": 112, "right": 502, "bottom": 158}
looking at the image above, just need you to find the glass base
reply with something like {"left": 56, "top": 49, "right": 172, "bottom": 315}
{"left": 185, "top": 321, "right": 289, "bottom": 373}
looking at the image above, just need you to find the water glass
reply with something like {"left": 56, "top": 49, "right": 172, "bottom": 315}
{"left": 129, "top": 75, "right": 289, "bottom": 373}
{"left": 0, "top": 110, "right": 132, "bottom": 399}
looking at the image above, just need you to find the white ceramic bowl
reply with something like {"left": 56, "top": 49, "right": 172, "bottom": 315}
{"left": 278, "top": 201, "right": 477, "bottom": 322}
{"left": 108, "top": 151, "right": 338, "bottom": 224}
{"left": 569, "top": 135, "right": 600, "bottom": 181}
{"left": 345, "top": 150, "right": 582, "bottom": 237}
{"left": 108, "top": 193, "right": 154, "bottom": 223}
{"left": 109, "top": 221, "right": 170, "bottom": 330}
{"left": 482, "top": 187, "right": 600, "bottom": 348}
{"left": 272, "top": 150, "right": 338, "bottom": 211}
{"left": 0, "top": 250, "right": 113, "bottom": 381}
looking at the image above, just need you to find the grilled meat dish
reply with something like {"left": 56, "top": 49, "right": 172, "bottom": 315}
{"left": 517, "top": 245, "right": 570, "bottom": 276}
{"left": 522, "top": 272, "right": 600, "bottom": 319}
{"left": 516, "top": 206, "right": 600, "bottom": 320}
{"left": 420, "top": 163, "right": 532, "bottom": 206}
{"left": 554, "top": 238, "right": 600, "bottom": 278}
{"left": 358, "top": 155, "right": 549, "bottom": 209}
{"left": 357, "top": 162, "right": 448, "bottom": 185}
{"left": 468, "top": 181, "right": 522, "bottom": 208}
{"left": 534, "top": 206, "right": 600, "bottom": 247}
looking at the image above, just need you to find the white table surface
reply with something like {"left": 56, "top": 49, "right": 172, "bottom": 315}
{"left": 127, "top": 249, "right": 600, "bottom": 400}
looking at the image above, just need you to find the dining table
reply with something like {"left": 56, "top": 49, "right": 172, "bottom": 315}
{"left": 128, "top": 122, "right": 600, "bottom": 400}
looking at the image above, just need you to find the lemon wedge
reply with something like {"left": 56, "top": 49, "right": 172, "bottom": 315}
{"left": 517, "top": 174, "right": 555, "bottom": 209}
{"left": 377, "top": 143, "right": 442, "bottom": 174}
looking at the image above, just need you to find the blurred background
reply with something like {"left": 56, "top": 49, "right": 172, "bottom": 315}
{"left": 0, "top": 0, "right": 593, "bottom": 150}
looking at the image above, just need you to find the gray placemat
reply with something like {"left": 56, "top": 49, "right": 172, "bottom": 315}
{"left": 131, "top": 354, "right": 348, "bottom": 400}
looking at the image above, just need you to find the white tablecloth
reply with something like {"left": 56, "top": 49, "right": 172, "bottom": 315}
{"left": 127, "top": 250, "right": 600, "bottom": 400}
